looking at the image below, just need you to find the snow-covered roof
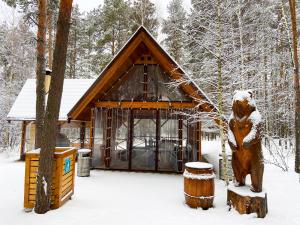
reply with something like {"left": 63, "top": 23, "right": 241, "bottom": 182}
{"left": 7, "top": 79, "right": 95, "bottom": 121}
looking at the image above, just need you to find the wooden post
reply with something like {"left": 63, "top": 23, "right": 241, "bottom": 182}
{"left": 178, "top": 115, "right": 183, "bottom": 172}
{"left": 105, "top": 109, "right": 112, "bottom": 168}
{"left": 128, "top": 109, "right": 134, "bottom": 170}
{"left": 143, "top": 64, "right": 148, "bottom": 100}
{"left": 80, "top": 122, "right": 86, "bottom": 148}
{"left": 155, "top": 109, "right": 160, "bottom": 171}
{"left": 29, "top": 122, "right": 36, "bottom": 150}
{"left": 196, "top": 121, "right": 202, "bottom": 161}
{"left": 20, "top": 121, "right": 27, "bottom": 161}
{"left": 89, "top": 108, "right": 95, "bottom": 150}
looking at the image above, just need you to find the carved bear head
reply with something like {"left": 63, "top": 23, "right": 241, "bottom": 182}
{"left": 232, "top": 90, "right": 256, "bottom": 119}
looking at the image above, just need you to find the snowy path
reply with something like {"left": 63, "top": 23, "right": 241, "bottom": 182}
{"left": 0, "top": 153, "right": 299, "bottom": 225}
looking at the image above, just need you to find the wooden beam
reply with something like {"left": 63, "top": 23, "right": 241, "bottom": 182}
{"left": 20, "top": 121, "right": 27, "bottom": 161}
{"left": 128, "top": 109, "right": 134, "bottom": 170}
{"left": 143, "top": 64, "right": 148, "bottom": 100}
{"left": 178, "top": 115, "right": 183, "bottom": 172}
{"left": 155, "top": 109, "right": 160, "bottom": 171}
{"left": 28, "top": 122, "right": 35, "bottom": 150}
{"left": 95, "top": 101, "right": 197, "bottom": 109}
{"left": 80, "top": 122, "right": 86, "bottom": 148}
{"left": 104, "top": 109, "right": 112, "bottom": 168}
{"left": 89, "top": 108, "right": 95, "bottom": 151}
{"left": 196, "top": 121, "right": 202, "bottom": 161}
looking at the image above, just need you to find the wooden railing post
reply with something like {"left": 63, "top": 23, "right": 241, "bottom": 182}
{"left": 20, "top": 121, "right": 27, "bottom": 160}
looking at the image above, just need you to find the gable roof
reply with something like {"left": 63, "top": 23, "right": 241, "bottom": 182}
{"left": 68, "top": 26, "right": 219, "bottom": 121}
{"left": 7, "top": 79, "right": 94, "bottom": 121}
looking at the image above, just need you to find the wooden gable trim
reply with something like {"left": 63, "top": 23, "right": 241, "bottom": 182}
{"left": 141, "top": 37, "right": 216, "bottom": 114}
{"left": 69, "top": 32, "right": 145, "bottom": 120}
{"left": 68, "top": 26, "right": 219, "bottom": 121}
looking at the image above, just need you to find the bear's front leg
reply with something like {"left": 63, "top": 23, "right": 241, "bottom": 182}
{"left": 228, "top": 140, "right": 238, "bottom": 152}
{"left": 232, "top": 154, "right": 245, "bottom": 186}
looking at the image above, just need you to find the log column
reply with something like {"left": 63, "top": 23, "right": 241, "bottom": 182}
{"left": 89, "top": 108, "right": 95, "bottom": 151}
{"left": 20, "top": 121, "right": 27, "bottom": 160}
{"left": 196, "top": 121, "right": 202, "bottom": 161}
{"left": 80, "top": 122, "right": 86, "bottom": 148}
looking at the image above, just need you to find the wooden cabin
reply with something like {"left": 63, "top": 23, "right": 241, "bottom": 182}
{"left": 7, "top": 79, "right": 94, "bottom": 159}
{"left": 67, "top": 26, "right": 219, "bottom": 172}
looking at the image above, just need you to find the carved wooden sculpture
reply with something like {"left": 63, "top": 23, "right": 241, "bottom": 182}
{"left": 228, "top": 90, "right": 264, "bottom": 192}
{"left": 227, "top": 90, "right": 267, "bottom": 218}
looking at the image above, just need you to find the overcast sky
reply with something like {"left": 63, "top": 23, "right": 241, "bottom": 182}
{"left": 73, "top": 0, "right": 191, "bottom": 21}
{"left": 0, "top": 0, "right": 192, "bottom": 32}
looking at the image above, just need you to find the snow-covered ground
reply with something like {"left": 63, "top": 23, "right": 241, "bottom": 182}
{"left": 0, "top": 142, "right": 299, "bottom": 225}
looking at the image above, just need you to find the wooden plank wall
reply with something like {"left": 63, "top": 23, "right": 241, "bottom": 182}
{"left": 23, "top": 148, "right": 76, "bottom": 210}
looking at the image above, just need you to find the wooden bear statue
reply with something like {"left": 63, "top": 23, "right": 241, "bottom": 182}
{"left": 228, "top": 90, "right": 264, "bottom": 192}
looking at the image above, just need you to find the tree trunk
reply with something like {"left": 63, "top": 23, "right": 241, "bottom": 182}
{"left": 35, "top": 0, "right": 47, "bottom": 149}
{"left": 288, "top": 0, "right": 300, "bottom": 174}
{"left": 216, "top": 0, "right": 229, "bottom": 185}
{"left": 47, "top": 9, "right": 53, "bottom": 69}
{"left": 72, "top": 18, "right": 77, "bottom": 78}
{"left": 35, "top": 0, "right": 73, "bottom": 214}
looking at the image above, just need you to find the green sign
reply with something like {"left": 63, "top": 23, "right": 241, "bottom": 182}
{"left": 64, "top": 157, "right": 71, "bottom": 174}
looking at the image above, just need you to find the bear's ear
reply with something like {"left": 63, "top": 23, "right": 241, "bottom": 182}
{"left": 248, "top": 90, "right": 253, "bottom": 98}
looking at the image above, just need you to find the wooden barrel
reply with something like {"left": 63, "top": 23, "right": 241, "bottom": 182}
{"left": 184, "top": 162, "right": 215, "bottom": 209}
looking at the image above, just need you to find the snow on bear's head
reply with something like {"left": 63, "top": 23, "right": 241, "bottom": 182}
{"left": 232, "top": 90, "right": 256, "bottom": 119}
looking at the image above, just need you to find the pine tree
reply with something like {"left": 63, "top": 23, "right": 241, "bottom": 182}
{"left": 78, "top": 8, "right": 101, "bottom": 78}
{"left": 35, "top": 0, "right": 73, "bottom": 214}
{"left": 34, "top": 0, "right": 47, "bottom": 150}
{"left": 94, "top": 0, "right": 132, "bottom": 71}
{"left": 66, "top": 4, "right": 82, "bottom": 78}
{"left": 130, "top": 0, "right": 159, "bottom": 36}
{"left": 161, "top": 0, "right": 186, "bottom": 64}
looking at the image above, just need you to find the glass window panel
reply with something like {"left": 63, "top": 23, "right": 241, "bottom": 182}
{"left": 101, "top": 65, "right": 191, "bottom": 102}
{"left": 92, "top": 108, "right": 105, "bottom": 168}
{"left": 110, "top": 108, "right": 129, "bottom": 169}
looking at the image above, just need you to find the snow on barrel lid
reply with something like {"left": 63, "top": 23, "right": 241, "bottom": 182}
{"left": 185, "top": 162, "right": 213, "bottom": 169}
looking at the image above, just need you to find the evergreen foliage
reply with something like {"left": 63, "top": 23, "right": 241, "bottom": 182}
{"left": 162, "top": 0, "right": 186, "bottom": 64}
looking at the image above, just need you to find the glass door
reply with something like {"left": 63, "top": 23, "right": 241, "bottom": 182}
{"left": 131, "top": 109, "right": 156, "bottom": 170}
{"left": 158, "top": 110, "right": 179, "bottom": 172}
